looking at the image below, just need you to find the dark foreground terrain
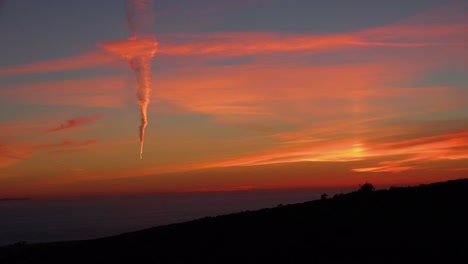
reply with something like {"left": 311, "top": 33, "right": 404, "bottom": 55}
{"left": 1, "top": 178, "right": 467, "bottom": 263}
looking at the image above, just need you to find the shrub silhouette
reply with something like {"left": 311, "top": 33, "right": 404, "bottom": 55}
{"left": 359, "top": 183, "right": 375, "bottom": 192}
{"left": 333, "top": 192, "right": 344, "bottom": 199}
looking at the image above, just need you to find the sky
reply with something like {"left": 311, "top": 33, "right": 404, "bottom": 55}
{"left": 0, "top": 0, "right": 467, "bottom": 197}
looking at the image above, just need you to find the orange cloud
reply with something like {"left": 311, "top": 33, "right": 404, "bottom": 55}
{"left": 167, "top": 128, "right": 468, "bottom": 175}
{"left": 157, "top": 33, "right": 364, "bottom": 56}
{"left": 154, "top": 59, "right": 464, "bottom": 121}
{"left": 44, "top": 114, "right": 105, "bottom": 133}
{"left": 5, "top": 125, "right": 466, "bottom": 195}
{"left": 0, "top": 51, "right": 118, "bottom": 77}
{"left": 99, "top": 37, "right": 158, "bottom": 59}
{"left": 351, "top": 166, "right": 413, "bottom": 173}
{"left": 0, "top": 139, "right": 97, "bottom": 169}
{"left": 351, "top": 130, "right": 468, "bottom": 172}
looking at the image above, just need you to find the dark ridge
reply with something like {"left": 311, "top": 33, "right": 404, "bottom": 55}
{"left": 1, "top": 178, "right": 467, "bottom": 263}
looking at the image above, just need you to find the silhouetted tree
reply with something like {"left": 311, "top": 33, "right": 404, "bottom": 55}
{"left": 359, "top": 183, "right": 375, "bottom": 192}
{"left": 321, "top": 193, "right": 328, "bottom": 200}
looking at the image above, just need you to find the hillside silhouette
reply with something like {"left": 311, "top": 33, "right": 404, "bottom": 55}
{"left": 1, "top": 178, "right": 467, "bottom": 263}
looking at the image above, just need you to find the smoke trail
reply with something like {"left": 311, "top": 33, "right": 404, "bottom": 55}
{"left": 124, "top": 0, "right": 157, "bottom": 159}
{"left": 129, "top": 55, "right": 151, "bottom": 159}
{"left": 100, "top": 0, "right": 157, "bottom": 158}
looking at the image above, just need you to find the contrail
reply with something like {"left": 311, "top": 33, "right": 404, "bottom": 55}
{"left": 130, "top": 53, "right": 154, "bottom": 160}
{"left": 101, "top": 0, "right": 157, "bottom": 159}
{"left": 125, "top": 0, "right": 157, "bottom": 160}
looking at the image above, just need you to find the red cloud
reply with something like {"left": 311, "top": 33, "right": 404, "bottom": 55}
{"left": 44, "top": 114, "right": 104, "bottom": 133}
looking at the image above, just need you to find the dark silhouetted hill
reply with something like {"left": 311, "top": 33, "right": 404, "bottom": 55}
{"left": 1, "top": 178, "right": 467, "bottom": 263}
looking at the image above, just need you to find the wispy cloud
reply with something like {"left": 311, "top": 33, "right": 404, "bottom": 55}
{"left": 0, "top": 52, "right": 118, "bottom": 77}
{"left": 0, "top": 4, "right": 465, "bottom": 77}
{"left": 201, "top": 129, "right": 468, "bottom": 173}
{"left": 33, "top": 139, "right": 97, "bottom": 150}
{"left": 0, "top": 139, "right": 97, "bottom": 169}
{"left": 0, "top": 75, "right": 128, "bottom": 108}
{"left": 44, "top": 114, "right": 104, "bottom": 133}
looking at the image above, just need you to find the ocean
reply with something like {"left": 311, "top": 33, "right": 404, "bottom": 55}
{"left": 0, "top": 188, "right": 343, "bottom": 246}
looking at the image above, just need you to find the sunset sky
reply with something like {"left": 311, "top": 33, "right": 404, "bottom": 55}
{"left": 0, "top": 0, "right": 467, "bottom": 197}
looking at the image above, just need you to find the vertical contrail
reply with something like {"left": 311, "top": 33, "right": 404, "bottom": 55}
{"left": 101, "top": 0, "right": 157, "bottom": 159}
{"left": 101, "top": 0, "right": 157, "bottom": 158}
{"left": 130, "top": 54, "right": 152, "bottom": 160}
